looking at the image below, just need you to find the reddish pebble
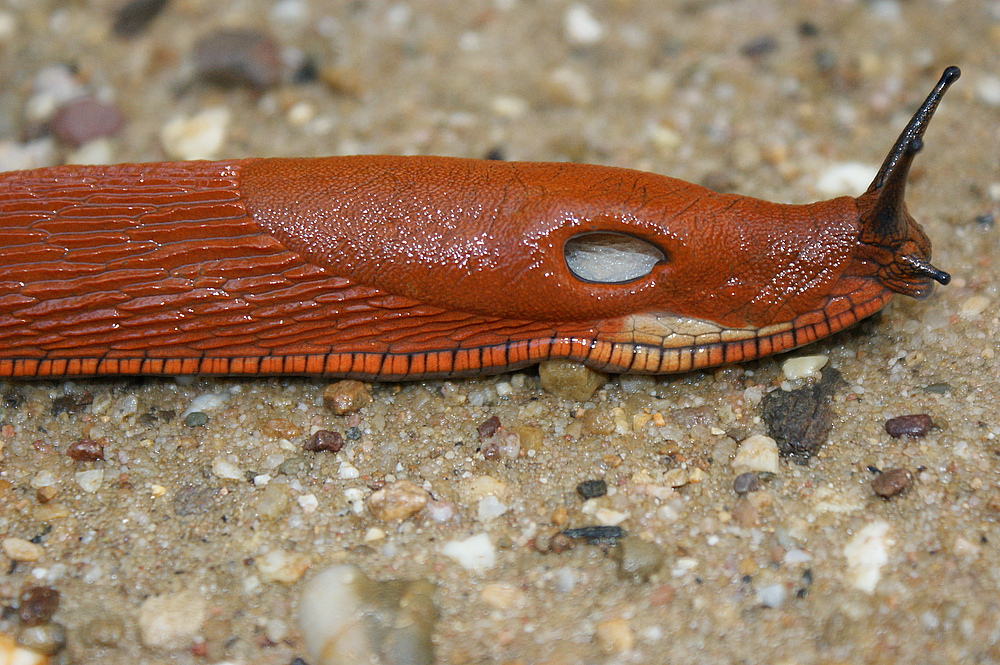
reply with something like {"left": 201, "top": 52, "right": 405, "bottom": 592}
{"left": 194, "top": 29, "right": 282, "bottom": 89}
{"left": 19, "top": 586, "right": 61, "bottom": 626}
{"left": 547, "top": 532, "right": 574, "bottom": 554}
{"left": 304, "top": 430, "right": 344, "bottom": 454}
{"left": 872, "top": 468, "right": 913, "bottom": 498}
{"left": 477, "top": 415, "right": 501, "bottom": 439}
{"left": 50, "top": 97, "right": 125, "bottom": 147}
{"left": 66, "top": 438, "right": 105, "bottom": 461}
{"left": 885, "top": 414, "right": 934, "bottom": 438}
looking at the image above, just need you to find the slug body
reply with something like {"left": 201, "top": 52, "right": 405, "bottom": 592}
{"left": 0, "top": 69, "right": 957, "bottom": 379}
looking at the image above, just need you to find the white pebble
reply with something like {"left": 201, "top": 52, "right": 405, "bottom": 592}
{"left": 490, "top": 95, "right": 529, "bottom": 119}
{"left": 781, "top": 355, "right": 828, "bottom": 380}
{"left": 30, "top": 471, "right": 57, "bottom": 489}
{"left": 160, "top": 107, "right": 231, "bottom": 161}
{"left": 337, "top": 461, "right": 360, "bottom": 479}
{"left": 732, "top": 435, "right": 779, "bottom": 474}
{"left": 441, "top": 533, "right": 496, "bottom": 573}
{"left": 959, "top": 294, "right": 990, "bottom": 318}
{"left": 476, "top": 495, "right": 508, "bottom": 522}
{"left": 843, "top": 520, "right": 891, "bottom": 593}
{"left": 815, "top": 162, "right": 877, "bottom": 197}
{"left": 211, "top": 458, "right": 243, "bottom": 481}
{"left": 757, "top": 583, "right": 786, "bottom": 608}
{"left": 181, "top": 392, "right": 228, "bottom": 416}
{"left": 75, "top": 469, "right": 104, "bottom": 493}
{"left": 299, "top": 564, "right": 437, "bottom": 665}
{"left": 975, "top": 74, "right": 1000, "bottom": 107}
{"left": 297, "top": 493, "right": 319, "bottom": 514}
{"left": 138, "top": 589, "right": 208, "bottom": 651}
{"left": 257, "top": 549, "right": 311, "bottom": 583}
{"left": 564, "top": 3, "right": 603, "bottom": 45}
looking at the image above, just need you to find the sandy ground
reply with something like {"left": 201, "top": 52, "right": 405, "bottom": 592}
{"left": 1, "top": 0, "right": 999, "bottom": 663}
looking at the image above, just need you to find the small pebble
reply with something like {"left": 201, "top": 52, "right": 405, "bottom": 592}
{"left": 366, "top": 480, "right": 429, "bottom": 521}
{"left": 112, "top": 0, "right": 169, "bottom": 37}
{"left": 564, "top": 3, "right": 604, "bottom": 45}
{"left": 194, "top": 29, "right": 283, "bottom": 89}
{"left": 0, "top": 633, "right": 48, "bottom": 665}
{"left": 304, "top": 430, "right": 344, "bottom": 454}
{"left": 49, "top": 97, "right": 125, "bottom": 148}
{"left": 611, "top": 537, "right": 665, "bottom": 582}
{"left": 79, "top": 615, "right": 125, "bottom": 647}
{"left": 733, "top": 472, "right": 759, "bottom": 494}
{"left": 757, "top": 583, "right": 786, "bottom": 608}
{"left": 255, "top": 482, "right": 292, "bottom": 519}
{"left": 576, "top": 478, "right": 607, "bottom": 499}
{"left": 441, "top": 533, "right": 496, "bottom": 573}
{"left": 594, "top": 617, "right": 634, "bottom": 655}
{"left": 16, "top": 623, "right": 66, "bottom": 656}
{"left": 74, "top": 469, "right": 104, "bottom": 493}
{"left": 741, "top": 35, "right": 778, "bottom": 58}
{"left": 171, "top": 486, "right": 218, "bottom": 516}
{"left": 871, "top": 468, "right": 913, "bottom": 498}
{"left": 732, "top": 435, "right": 779, "bottom": 474}
{"left": 278, "top": 456, "right": 312, "bottom": 476}
{"left": 843, "top": 521, "right": 890, "bottom": 593}
{"left": 781, "top": 355, "right": 828, "bottom": 380}
{"left": 476, "top": 415, "right": 501, "bottom": 439}
{"left": 257, "top": 550, "right": 311, "bottom": 584}
{"left": 260, "top": 417, "right": 300, "bottom": 439}
{"left": 731, "top": 497, "right": 760, "bottom": 527}
{"left": 960, "top": 294, "right": 990, "bottom": 318}
{"left": 137, "top": 589, "right": 208, "bottom": 651}
{"left": 480, "top": 583, "right": 523, "bottom": 610}
{"left": 299, "top": 564, "right": 437, "bottom": 665}
{"left": 210, "top": 458, "right": 243, "bottom": 481}
{"left": 562, "top": 525, "right": 626, "bottom": 546}
{"left": 323, "top": 380, "right": 373, "bottom": 415}
{"left": 537, "top": 360, "right": 607, "bottom": 401}
{"left": 476, "top": 495, "right": 508, "bottom": 522}
{"left": 183, "top": 411, "right": 209, "bottom": 427}
{"left": 19, "top": 587, "right": 60, "bottom": 626}
{"left": 1, "top": 537, "right": 42, "bottom": 562}
{"left": 66, "top": 438, "right": 104, "bottom": 461}
{"left": 975, "top": 74, "right": 1000, "bottom": 107}
{"left": 160, "top": 107, "right": 230, "bottom": 161}
{"left": 884, "top": 414, "right": 933, "bottom": 438}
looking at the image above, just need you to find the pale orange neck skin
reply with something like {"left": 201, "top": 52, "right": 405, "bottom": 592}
{"left": 241, "top": 156, "right": 864, "bottom": 330}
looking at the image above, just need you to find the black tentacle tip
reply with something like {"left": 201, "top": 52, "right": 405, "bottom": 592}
{"left": 903, "top": 254, "right": 951, "bottom": 285}
{"left": 941, "top": 66, "right": 962, "bottom": 84}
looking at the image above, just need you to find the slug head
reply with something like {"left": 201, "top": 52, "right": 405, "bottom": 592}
{"left": 856, "top": 66, "right": 958, "bottom": 299}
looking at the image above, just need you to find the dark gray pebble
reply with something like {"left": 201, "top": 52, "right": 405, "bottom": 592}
{"left": 184, "top": 411, "right": 209, "bottom": 427}
{"left": 733, "top": 472, "right": 759, "bottom": 494}
{"left": 576, "top": 478, "right": 607, "bottom": 499}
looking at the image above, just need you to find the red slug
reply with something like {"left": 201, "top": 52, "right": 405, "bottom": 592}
{"left": 0, "top": 67, "right": 957, "bottom": 380}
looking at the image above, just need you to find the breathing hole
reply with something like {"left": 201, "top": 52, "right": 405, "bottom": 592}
{"left": 564, "top": 232, "right": 666, "bottom": 284}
